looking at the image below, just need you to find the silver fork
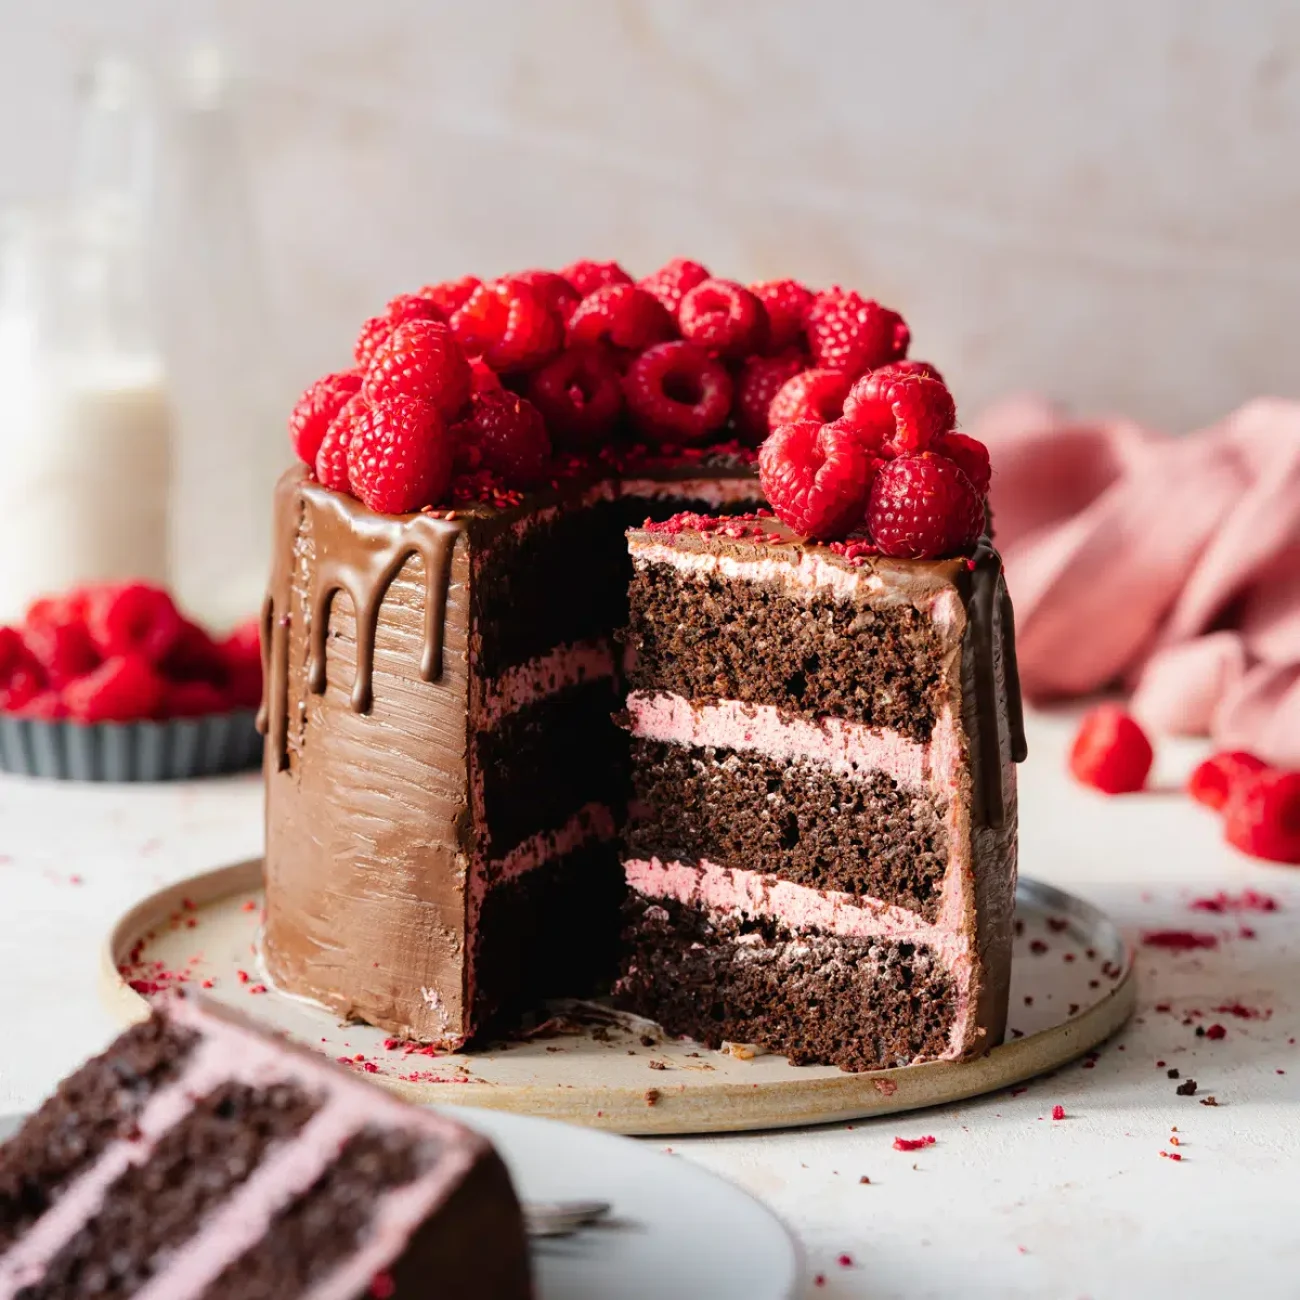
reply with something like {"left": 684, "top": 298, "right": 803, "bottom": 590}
{"left": 523, "top": 1199, "right": 613, "bottom": 1239}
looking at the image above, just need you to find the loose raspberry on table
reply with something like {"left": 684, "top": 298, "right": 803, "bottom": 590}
{"left": 623, "top": 342, "right": 733, "bottom": 444}
{"left": 1067, "top": 706, "right": 1154, "bottom": 795}
{"left": 842, "top": 370, "right": 956, "bottom": 456}
{"left": 418, "top": 276, "right": 481, "bottom": 318}
{"left": 449, "top": 279, "right": 563, "bottom": 372}
{"left": 866, "top": 452, "right": 984, "bottom": 558}
{"left": 558, "top": 259, "right": 634, "bottom": 298}
{"left": 346, "top": 396, "right": 452, "bottom": 514}
{"left": 678, "top": 279, "right": 768, "bottom": 359}
{"left": 363, "top": 319, "right": 473, "bottom": 416}
{"left": 567, "top": 284, "right": 676, "bottom": 355}
{"left": 354, "top": 292, "right": 445, "bottom": 368}
{"left": 805, "top": 289, "right": 909, "bottom": 373}
{"left": 288, "top": 370, "right": 363, "bottom": 467}
{"left": 768, "top": 368, "right": 855, "bottom": 428}
{"left": 63, "top": 654, "right": 166, "bottom": 724}
{"left": 23, "top": 612, "right": 99, "bottom": 688}
{"left": 1223, "top": 770, "right": 1300, "bottom": 864}
{"left": 1188, "top": 751, "right": 1269, "bottom": 812}
{"left": 86, "top": 583, "right": 185, "bottom": 664}
{"left": 734, "top": 350, "right": 807, "bottom": 444}
{"left": 639, "top": 257, "right": 711, "bottom": 317}
{"left": 932, "top": 431, "right": 992, "bottom": 496}
{"left": 315, "top": 393, "right": 369, "bottom": 493}
{"left": 758, "top": 419, "right": 880, "bottom": 540}
{"left": 749, "top": 279, "right": 814, "bottom": 353}
{"left": 450, "top": 390, "right": 551, "bottom": 487}
{"left": 0, "top": 626, "right": 44, "bottom": 711}
{"left": 503, "top": 269, "right": 581, "bottom": 323}
{"left": 526, "top": 344, "right": 625, "bottom": 449}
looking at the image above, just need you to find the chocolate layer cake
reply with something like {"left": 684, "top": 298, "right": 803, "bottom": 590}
{"left": 614, "top": 513, "right": 1025, "bottom": 1069}
{"left": 0, "top": 995, "right": 530, "bottom": 1299}
{"left": 261, "top": 461, "right": 762, "bottom": 1048}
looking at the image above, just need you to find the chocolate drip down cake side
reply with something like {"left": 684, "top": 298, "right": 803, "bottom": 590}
{"left": 258, "top": 259, "right": 1025, "bottom": 1070}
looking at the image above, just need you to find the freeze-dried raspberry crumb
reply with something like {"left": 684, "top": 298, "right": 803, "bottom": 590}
{"left": 624, "top": 342, "right": 733, "bottom": 444}
{"left": 892, "top": 1135, "right": 935, "bottom": 1151}
{"left": 805, "top": 288, "right": 909, "bottom": 373}
{"left": 1067, "top": 705, "right": 1154, "bottom": 794}
{"left": 1189, "top": 889, "right": 1279, "bottom": 913}
{"left": 734, "top": 351, "right": 807, "bottom": 443}
{"left": 639, "top": 257, "right": 711, "bottom": 317}
{"left": 759, "top": 419, "right": 880, "bottom": 540}
{"left": 568, "top": 284, "right": 676, "bottom": 354}
{"left": 678, "top": 278, "right": 768, "bottom": 358}
{"left": 363, "top": 319, "right": 472, "bottom": 416}
{"left": 1051, "top": 1105, "right": 1066, "bottom": 1120}
{"left": 559, "top": 259, "right": 633, "bottom": 297}
{"left": 1029, "top": 939, "right": 1048, "bottom": 954}
{"left": 867, "top": 452, "right": 984, "bottom": 559}
{"left": 1141, "top": 930, "right": 1218, "bottom": 951}
{"left": 749, "top": 278, "right": 815, "bottom": 352}
{"left": 837, "top": 1254, "right": 854, "bottom": 1268}
{"left": 1205, "top": 1023, "right": 1227, "bottom": 1040}
{"left": 369, "top": 1270, "right": 397, "bottom": 1299}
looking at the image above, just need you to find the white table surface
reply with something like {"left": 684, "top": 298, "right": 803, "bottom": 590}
{"left": 1, "top": 709, "right": 1296, "bottom": 1298}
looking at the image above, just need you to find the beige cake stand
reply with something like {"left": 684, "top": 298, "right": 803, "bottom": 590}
{"left": 102, "top": 859, "right": 1135, "bottom": 1135}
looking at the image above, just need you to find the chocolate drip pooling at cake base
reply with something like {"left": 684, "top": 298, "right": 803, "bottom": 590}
{"left": 955, "top": 536, "right": 1028, "bottom": 830}
{"left": 258, "top": 471, "right": 461, "bottom": 769}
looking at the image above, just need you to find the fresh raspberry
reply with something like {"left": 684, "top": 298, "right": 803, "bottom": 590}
{"left": 315, "top": 393, "right": 368, "bottom": 493}
{"left": 63, "top": 654, "right": 166, "bottom": 723}
{"left": 288, "top": 370, "right": 363, "bottom": 467}
{"left": 163, "top": 680, "right": 228, "bottom": 719}
{"left": 867, "top": 452, "right": 984, "bottom": 558}
{"left": 758, "top": 419, "right": 880, "bottom": 540}
{"left": 218, "top": 620, "right": 263, "bottom": 710}
{"left": 1067, "top": 706, "right": 1155, "bottom": 795}
{"left": 449, "top": 279, "right": 563, "bottom": 372}
{"left": 678, "top": 279, "right": 768, "bottom": 359}
{"left": 162, "top": 619, "right": 226, "bottom": 683}
{"left": 639, "top": 257, "right": 711, "bottom": 317}
{"left": 503, "top": 269, "right": 581, "bottom": 323}
{"left": 85, "top": 583, "right": 185, "bottom": 664}
{"left": 468, "top": 356, "right": 504, "bottom": 395}
{"left": 526, "top": 345, "right": 625, "bottom": 450}
{"left": 567, "top": 284, "right": 676, "bottom": 355}
{"left": 931, "top": 432, "right": 991, "bottom": 496}
{"left": 558, "top": 259, "right": 633, "bottom": 298}
{"left": 805, "top": 289, "right": 909, "bottom": 373}
{"left": 870, "top": 359, "right": 945, "bottom": 384}
{"left": 842, "top": 371, "right": 956, "bottom": 456}
{"left": 0, "top": 626, "right": 44, "bottom": 711}
{"left": 450, "top": 390, "right": 551, "bottom": 487}
{"left": 363, "top": 319, "right": 472, "bottom": 417}
{"left": 15, "top": 691, "right": 68, "bottom": 721}
{"left": 353, "top": 292, "right": 444, "bottom": 368}
{"left": 768, "top": 368, "right": 855, "bottom": 428}
{"left": 623, "top": 342, "right": 733, "bottom": 444}
{"left": 23, "top": 601, "right": 100, "bottom": 687}
{"left": 1188, "top": 751, "right": 1270, "bottom": 812}
{"left": 346, "top": 396, "right": 452, "bottom": 514}
{"left": 419, "top": 276, "right": 481, "bottom": 318}
{"left": 749, "top": 279, "right": 815, "bottom": 353}
{"left": 1223, "top": 770, "right": 1300, "bottom": 864}
{"left": 733, "top": 350, "right": 806, "bottom": 444}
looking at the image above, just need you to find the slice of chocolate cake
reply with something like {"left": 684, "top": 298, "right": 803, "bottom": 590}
{"left": 0, "top": 994, "right": 531, "bottom": 1299}
{"left": 261, "top": 460, "right": 761, "bottom": 1050}
{"left": 615, "top": 512, "right": 1026, "bottom": 1070}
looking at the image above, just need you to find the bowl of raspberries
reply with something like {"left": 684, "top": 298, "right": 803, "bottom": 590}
{"left": 0, "top": 582, "right": 262, "bottom": 781}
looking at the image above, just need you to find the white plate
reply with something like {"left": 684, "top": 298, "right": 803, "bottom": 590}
{"left": 0, "top": 1108, "right": 801, "bottom": 1299}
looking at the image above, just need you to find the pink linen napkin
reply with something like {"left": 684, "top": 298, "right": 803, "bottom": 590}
{"left": 973, "top": 396, "right": 1300, "bottom": 766}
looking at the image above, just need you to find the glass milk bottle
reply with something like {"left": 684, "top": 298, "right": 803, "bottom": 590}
{"left": 0, "top": 60, "right": 173, "bottom": 622}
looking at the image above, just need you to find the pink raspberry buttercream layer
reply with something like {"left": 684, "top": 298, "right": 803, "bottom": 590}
{"left": 624, "top": 855, "right": 976, "bottom": 1059}
{"left": 472, "top": 638, "right": 616, "bottom": 728}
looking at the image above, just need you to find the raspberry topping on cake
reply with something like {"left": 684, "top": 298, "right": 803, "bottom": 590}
{"left": 842, "top": 369, "right": 956, "bottom": 455}
{"left": 558, "top": 259, "right": 634, "bottom": 297}
{"left": 624, "top": 341, "right": 733, "bottom": 444}
{"left": 418, "top": 276, "right": 481, "bottom": 318}
{"left": 678, "top": 279, "right": 768, "bottom": 358}
{"left": 526, "top": 345, "right": 625, "bottom": 450}
{"left": 758, "top": 419, "right": 880, "bottom": 540}
{"left": 451, "top": 390, "right": 551, "bottom": 487}
{"left": 347, "top": 396, "right": 453, "bottom": 514}
{"left": 503, "top": 268, "right": 581, "bottom": 322}
{"left": 363, "top": 319, "right": 473, "bottom": 416}
{"left": 315, "top": 393, "right": 369, "bottom": 493}
{"left": 567, "top": 284, "right": 676, "bottom": 355}
{"left": 749, "top": 279, "right": 815, "bottom": 353}
{"left": 638, "top": 257, "right": 711, "bottom": 317}
{"left": 734, "top": 351, "right": 807, "bottom": 444}
{"left": 866, "top": 452, "right": 984, "bottom": 558}
{"left": 768, "top": 368, "right": 856, "bottom": 428}
{"left": 1068, "top": 706, "right": 1154, "bottom": 795}
{"left": 289, "top": 370, "right": 363, "bottom": 467}
{"left": 805, "top": 289, "right": 910, "bottom": 373}
{"left": 449, "top": 279, "right": 563, "bottom": 372}
{"left": 931, "top": 431, "right": 992, "bottom": 496}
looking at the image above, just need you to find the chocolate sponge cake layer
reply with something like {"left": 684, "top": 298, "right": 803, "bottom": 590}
{"left": 627, "top": 738, "right": 949, "bottom": 921}
{"left": 615, "top": 892, "right": 955, "bottom": 1072}
{"left": 626, "top": 559, "right": 948, "bottom": 741}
